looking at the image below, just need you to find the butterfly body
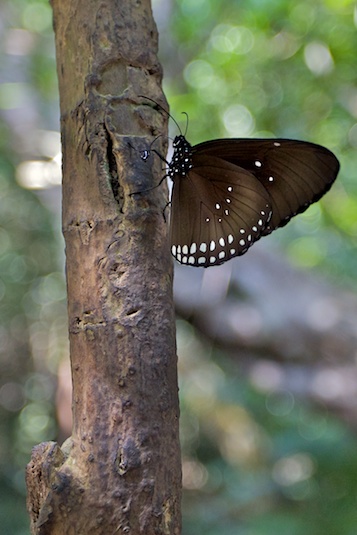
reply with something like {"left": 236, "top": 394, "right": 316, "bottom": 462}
{"left": 166, "top": 135, "right": 339, "bottom": 267}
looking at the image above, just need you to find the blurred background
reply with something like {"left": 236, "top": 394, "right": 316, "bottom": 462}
{"left": 0, "top": 0, "right": 356, "bottom": 533}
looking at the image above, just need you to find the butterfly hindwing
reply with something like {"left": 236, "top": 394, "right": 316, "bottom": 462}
{"left": 170, "top": 154, "right": 272, "bottom": 267}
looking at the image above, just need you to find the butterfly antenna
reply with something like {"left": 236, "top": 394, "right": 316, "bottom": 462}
{"left": 182, "top": 112, "right": 189, "bottom": 137}
{"left": 138, "top": 95, "right": 183, "bottom": 136}
{"left": 149, "top": 133, "right": 163, "bottom": 150}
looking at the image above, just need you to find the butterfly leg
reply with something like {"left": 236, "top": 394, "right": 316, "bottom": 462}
{"left": 162, "top": 201, "right": 171, "bottom": 223}
{"left": 129, "top": 172, "right": 169, "bottom": 196}
{"left": 128, "top": 141, "right": 170, "bottom": 196}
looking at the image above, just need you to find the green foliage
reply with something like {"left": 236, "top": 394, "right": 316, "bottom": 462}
{"left": 0, "top": 152, "right": 62, "bottom": 532}
{"left": 0, "top": 2, "right": 63, "bottom": 532}
{"left": 168, "top": 2, "right": 357, "bottom": 526}
{"left": 178, "top": 320, "right": 357, "bottom": 535}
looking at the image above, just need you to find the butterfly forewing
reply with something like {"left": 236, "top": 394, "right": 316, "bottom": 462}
{"left": 193, "top": 139, "right": 339, "bottom": 235}
{"left": 170, "top": 155, "right": 272, "bottom": 267}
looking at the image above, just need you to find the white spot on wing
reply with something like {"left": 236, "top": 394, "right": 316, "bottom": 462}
{"left": 218, "top": 251, "right": 225, "bottom": 259}
{"left": 182, "top": 245, "right": 188, "bottom": 255}
{"left": 199, "top": 243, "right": 207, "bottom": 253}
{"left": 210, "top": 240, "right": 216, "bottom": 251}
{"left": 228, "top": 234, "right": 233, "bottom": 244}
{"left": 190, "top": 243, "right": 197, "bottom": 254}
{"left": 219, "top": 237, "right": 225, "bottom": 247}
{"left": 172, "top": 245, "right": 176, "bottom": 256}
{"left": 198, "top": 257, "right": 206, "bottom": 264}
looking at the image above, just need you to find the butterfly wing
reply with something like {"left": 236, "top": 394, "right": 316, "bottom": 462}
{"left": 170, "top": 154, "right": 272, "bottom": 267}
{"left": 193, "top": 139, "right": 340, "bottom": 235}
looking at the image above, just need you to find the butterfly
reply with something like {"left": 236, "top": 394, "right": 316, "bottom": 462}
{"left": 138, "top": 98, "right": 340, "bottom": 268}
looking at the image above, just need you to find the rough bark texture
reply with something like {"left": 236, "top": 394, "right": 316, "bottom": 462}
{"left": 26, "top": 1, "right": 181, "bottom": 534}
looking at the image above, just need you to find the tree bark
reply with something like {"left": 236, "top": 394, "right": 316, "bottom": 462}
{"left": 26, "top": 1, "right": 181, "bottom": 534}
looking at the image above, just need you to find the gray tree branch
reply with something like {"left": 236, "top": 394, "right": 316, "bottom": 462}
{"left": 26, "top": 1, "right": 181, "bottom": 533}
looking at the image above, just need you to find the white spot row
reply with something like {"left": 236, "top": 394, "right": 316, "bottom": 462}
{"left": 173, "top": 244, "right": 253, "bottom": 265}
{"left": 172, "top": 235, "right": 235, "bottom": 257}
{"left": 173, "top": 248, "right": 241, "bottom": 265}
{"left": 171, "top": 226, "right": 261, "bottom": 264}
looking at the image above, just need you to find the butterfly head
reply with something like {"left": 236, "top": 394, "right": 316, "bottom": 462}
{"left": 168, "top": 135, "right": 193, "bottom": 180}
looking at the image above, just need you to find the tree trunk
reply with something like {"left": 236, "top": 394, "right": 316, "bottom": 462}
{"left": 26, "top": 1, "right": 181, "bottom": 534}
